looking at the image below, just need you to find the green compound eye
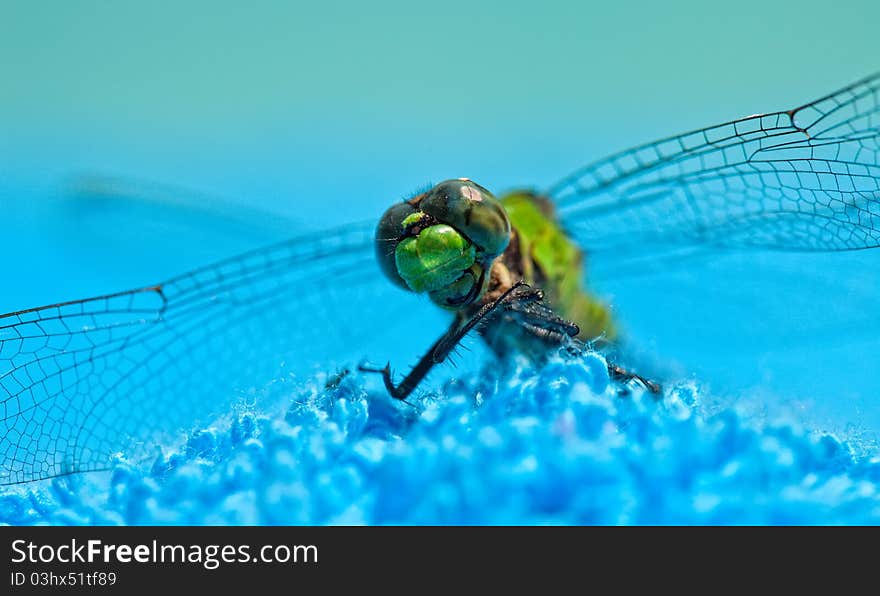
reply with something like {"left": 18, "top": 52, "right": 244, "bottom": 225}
{"left": 419, "top": 179, "right": 511, "bottom": 260}
{"left": 373, "top": 179, "right": 511, "bottom": 307}
{"left": 394, "top": 224, "right": 476, "bottom": 293}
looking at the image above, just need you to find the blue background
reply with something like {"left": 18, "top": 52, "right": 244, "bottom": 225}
{"left": 2, "top": 1, "right": 879, "bottom": 442}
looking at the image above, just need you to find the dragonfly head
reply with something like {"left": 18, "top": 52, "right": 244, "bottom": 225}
{"left": 375, "top": 179, "right": 511, "bottom": 309}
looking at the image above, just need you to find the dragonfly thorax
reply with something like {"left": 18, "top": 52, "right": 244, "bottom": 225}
{"left": 374, "top": 179, "right": 512, "bottom": 309}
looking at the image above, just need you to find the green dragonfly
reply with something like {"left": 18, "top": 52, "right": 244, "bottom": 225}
{"left": 1, "top": 73, "right": 878, "bottom": 485}
{"left": 358, "top": 178, "right": 655, "bottom": 398}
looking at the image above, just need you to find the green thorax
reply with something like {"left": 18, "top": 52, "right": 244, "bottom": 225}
{"left": 499, "top": 192, "right": 616, "bottom": 341}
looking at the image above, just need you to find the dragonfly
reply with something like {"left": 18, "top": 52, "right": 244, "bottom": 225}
{"left": 1, "top": 73, "right": 878, "bottom": 486}
{"left": 357, "top": 178, "right": 658, "bottom": 398}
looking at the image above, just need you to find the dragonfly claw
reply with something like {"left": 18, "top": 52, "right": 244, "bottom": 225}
{"left": 357, "top": 360, "right": 392, "bottom": 375}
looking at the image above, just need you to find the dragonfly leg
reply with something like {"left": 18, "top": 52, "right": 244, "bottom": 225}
{"left": 505, "top": 293, "right": 662, "bottom": 395}
{"left": 359, "top": 281, "right": 532, "bottom": 400}
{"left": 607, "top": 362, "right": 662, "bottom": 394}
{"left": 504, "top": 296, "right": 581, "bottom": 343}
{"left": 358, "top": 331, "right": 453, "bottom": 401}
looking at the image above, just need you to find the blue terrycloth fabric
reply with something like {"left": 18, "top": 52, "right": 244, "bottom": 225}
{"left": 1, "top": 352, "right": 878, "bottom": 525}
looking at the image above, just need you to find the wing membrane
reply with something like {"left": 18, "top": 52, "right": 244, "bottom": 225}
{"left": 550, "top": 73, "right": 880, "bottom": 252}
{"left": 0, "top": 223, "right": 419, "bottom": 485}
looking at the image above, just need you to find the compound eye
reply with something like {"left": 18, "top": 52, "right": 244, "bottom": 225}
{"left": 419, "top": 179, "right": 511, "bottom": 261}
{"left": 374, "top": 201, "right": 417, "bottom": 289}
{"left": 394, "top": 224, "right": 476, "bottom": 294}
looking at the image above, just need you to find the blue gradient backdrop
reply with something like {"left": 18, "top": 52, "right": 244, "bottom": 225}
{"left": 2, "top": 1, "right": 879, "bottom": 435}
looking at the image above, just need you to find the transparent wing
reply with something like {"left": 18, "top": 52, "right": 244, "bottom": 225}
{"left": 0, "top": 223, "right": 443, "bottom": 485}
{"left": 65, "top": 174, "right": 303, "bottom": 239}
{"left": 0, "top": 175, "right": 304, "bottom": 314}
{"left": 547, "top": 74, "right": 880, "bottom": 430}
{"left": 550, "top": 73, "right": 880, "bottom": 253}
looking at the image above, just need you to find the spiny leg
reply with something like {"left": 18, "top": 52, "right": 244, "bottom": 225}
{"left": 433, "top": 281, "right": 536, "bottom": 359}
{"left": 607, "top": 362, "right": 662, "bottom": 394}
{"left": 359, "top": 281, "right": 531, "bottom": 400}
{"left": 507, "top": 295, "right": 662, "bottom": 394}
{"left": 505, "top": 296, "right": 581, "bottom": 341}
{"left": 358, "top": 330, "right": 454, "bottom": 400}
